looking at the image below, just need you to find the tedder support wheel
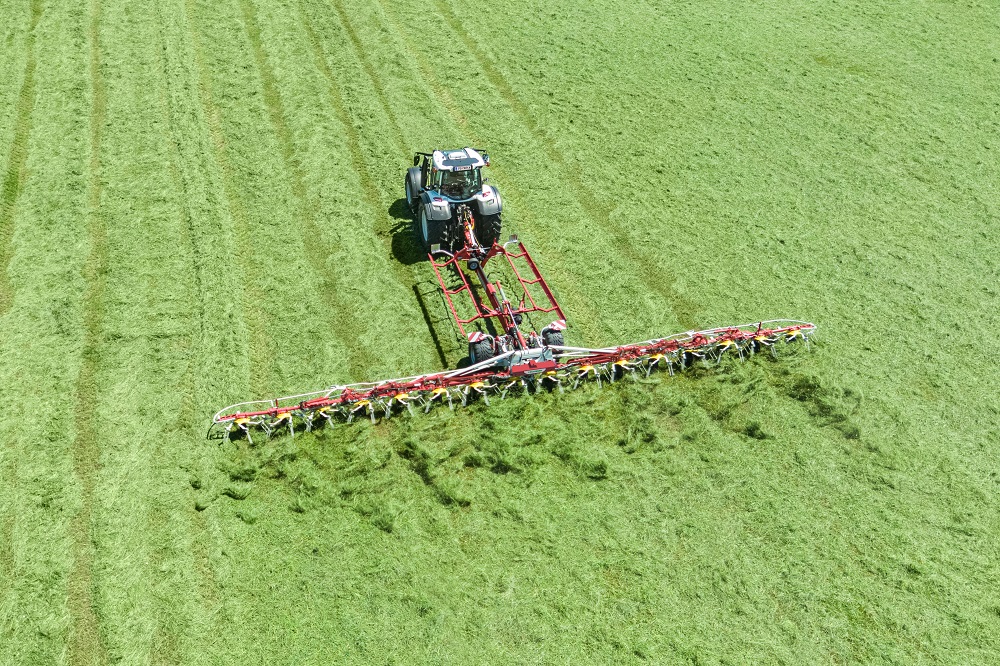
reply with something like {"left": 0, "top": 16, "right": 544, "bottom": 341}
{"left": 476, "top": 213, "right": 502, "bottom": 248}
{"left": 542, "top": 330, "right": 564, "bottom": 347}
{"left": 469, "top": 339, "right": 495, "bottom": 365}
{"left": 405, "top": 167, "right": 422, "bottom": 213}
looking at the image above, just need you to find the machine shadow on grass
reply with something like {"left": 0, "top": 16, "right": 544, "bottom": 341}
{"left": 389, "top": 198, "right": 423, "bottom": 265}
{"left": 388, "top": 196, "right": 456, "bottom": 367}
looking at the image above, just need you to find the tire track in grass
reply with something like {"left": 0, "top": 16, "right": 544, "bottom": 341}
{"left": 0, "top": 0, "right": 41, "bottom": 318}
{"left": 300, "top": 0, "right": 500, "bottom": 362}
{"left": 182, "top": 0, "right": 276, "bottom": 399}
{"left": 297, "top": 0, "right": 461, "bottom": 362}
{"left": 153, "top": 0, "right": 256, "bottom": 649}
{"left": 0, "top": 0, "right": 38, "bottom": 602}
{"left": 242, "top": 0, "right": 443, "bottom": 375}
{"left": 185, "top": 0, "right": 355, "bottom": 395}
{"left": 297, "top": 0, "right": 471, "bottom": 363}
{"left": 0, "top": 1, "right": 92, "bottom": 660}
{"left": 318, "top": 0, "right": 407, "bottom": 155}
{"left": 88, "top": 0, "right": 218, "bottom": 659}
{"left": 67, "top": 0, "right": 108, "bottom": 662}
{"left": 148, "top": 3, "right": 230, "bottom": 660}
{"left": 235, "top": 0, "right": 375, "bottom": 382}
{"left": 429, "top": 0, "right": 699, "bottom": 329}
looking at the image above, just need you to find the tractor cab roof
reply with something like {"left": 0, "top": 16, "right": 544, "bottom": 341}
{"left": 432, "top": 147, "right": 486, "bottom": 172}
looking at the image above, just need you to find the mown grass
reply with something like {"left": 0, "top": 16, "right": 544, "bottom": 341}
{"left": 0, "top": 2, "right": 92, "bottom": 664}
{"left": 0, "top": 0, "right": 998, "bottom": 663}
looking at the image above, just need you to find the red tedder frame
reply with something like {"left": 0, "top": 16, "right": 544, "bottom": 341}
{"left": 427, "top": 229, "right": 566, "bottom": 347}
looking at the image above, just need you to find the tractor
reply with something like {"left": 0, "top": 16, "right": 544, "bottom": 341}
{"left": 405, "top": 148, "right": 503, "bottom": 252}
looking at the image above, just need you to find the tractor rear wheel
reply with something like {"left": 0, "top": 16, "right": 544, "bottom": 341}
{"left": 476, "top": 213, "right": 502, "bottom": 248}
{"left": 469, "top": 339, "right": 495, "bottom": 365}
{"left": 419, "top": 205, "right": 464, "bottom": 254}
{"left": 405, "top": 167, "right": 422, "bottom": 213}
{"left": 418, "top": 205, "right": 440, "bottom": 252}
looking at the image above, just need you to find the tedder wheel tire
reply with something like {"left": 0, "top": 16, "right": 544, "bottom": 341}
{"left": 405, "top": 167, "right": 422, "bottom": 213}
{"left": 542, "top": 330, "right": 564, "bottom": 347}
{"left": 469, "top": 339, "right": 495, "bottom": 365}
{"left": 477, "top": 213, "right": 502, "bottom": 248}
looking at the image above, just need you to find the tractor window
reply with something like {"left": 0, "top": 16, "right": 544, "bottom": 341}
{"left": 438, "top": 168, "right": 481, "bottom": 199}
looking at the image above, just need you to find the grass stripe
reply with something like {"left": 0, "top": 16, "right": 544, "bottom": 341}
{"left": 184, "top": 0, "right": 354, "bottom": 395}
{"left": 0, "top": 3, "right": 37, "bottom": 604}
{"left": 181, "top": 0, "right": 278, "bottom": 399}
{"left": 428, "top": 0, "right": 699, "bottom": 330}
{"left": 0, "top": 0, "right": 41, "bottom": 318}
{"left": 0, "top": 0, "right": 92, "bottom": 661}
{"left": 236, "top": 0, "right": 381, "bottom": 381}
{"left": 235, "top": 0, "right": 444, "bottom": 377}
{"left": 321, "top": 0, "right": 407, "bottom": 154}
{"left": 296, "top": 0, "right": 459, "bottom": 366}
{"left": 67, "top": 0, "right": 110, "bottom": 659}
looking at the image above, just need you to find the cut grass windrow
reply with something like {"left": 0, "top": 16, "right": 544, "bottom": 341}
{"left": 184, "top": 0, "right": 356, "bottom": 395}
{"left": 154, "top": 0, "right": 247, "bottom": 640}
{"left": 181, "top": 0, "right": 279, "bottom": 401}
{"left": 0, "top": 0, "right": 37, "bottom": 615}
{"left": 78, "top": 0, "right": 228, "bottom": 661}
{"left": 67, "top": 0, "right": 109, "bottom": 661}
{"left": 238, "top": 0, "right": 438, "bottom": 380}
{"left": 0, "top": 0, "right": 41, "bottom": 318}
{"left": 0, "top": 1, "right": 93, "bottom": 663}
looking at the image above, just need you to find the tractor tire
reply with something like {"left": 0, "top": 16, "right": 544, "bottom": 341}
{"left": 419, "top": 206, "right": 462, "bottom": 254}
{"left": 418, "top": 205, "right": 439, "bottom": 252}
{"left": 476, "top": 213, "right": 502, "bottom": 248}
{"left": 405, "top": 167, "right": 422, "bottom": 213}
{"left": 542, "top": 329, "right": 564, "bottom": 347}
{"left": 469, "top": 339, "right": 495, "bottom": 365}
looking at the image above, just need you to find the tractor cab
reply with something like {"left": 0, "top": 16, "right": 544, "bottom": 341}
{"left": 414, "top": 148, "right": 490, "bottom": 203}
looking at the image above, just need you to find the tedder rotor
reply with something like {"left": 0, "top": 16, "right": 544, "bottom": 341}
{"left": 210, "top": 149, "right": 816, "bottom": 441}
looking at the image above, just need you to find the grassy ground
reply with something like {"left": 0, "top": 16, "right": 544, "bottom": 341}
{"left": 0, "top": 0, "right": 998, "bottom": 663}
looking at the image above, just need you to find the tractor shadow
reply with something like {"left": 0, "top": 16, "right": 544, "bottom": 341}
{"left": 389, "top": 198, "right": 424, "bottom": 266}
{"left": 390, "top": 197, "right": 461, "bottom": 367}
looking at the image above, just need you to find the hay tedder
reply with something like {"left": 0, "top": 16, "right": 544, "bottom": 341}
{"left": 210, "top": 149, "right": 816, "bottom": 441}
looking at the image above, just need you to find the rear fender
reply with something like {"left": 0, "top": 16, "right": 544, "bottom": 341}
{"left": 420, "top": 192, "right": 453, "bottom": 220}
{"left": 474, "top": 185, "right": 502, "bottom": 216}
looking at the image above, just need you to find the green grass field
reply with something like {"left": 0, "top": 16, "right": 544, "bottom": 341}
{"left": 1, "top": 0, "right": 998, "bottom": 663}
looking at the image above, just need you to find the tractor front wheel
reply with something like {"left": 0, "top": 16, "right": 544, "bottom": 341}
{"left": 405, "top": 167, "right": 422, "bottom": 213}
{"left": 418, "top": 205, "right": 436, "bottom": 252}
